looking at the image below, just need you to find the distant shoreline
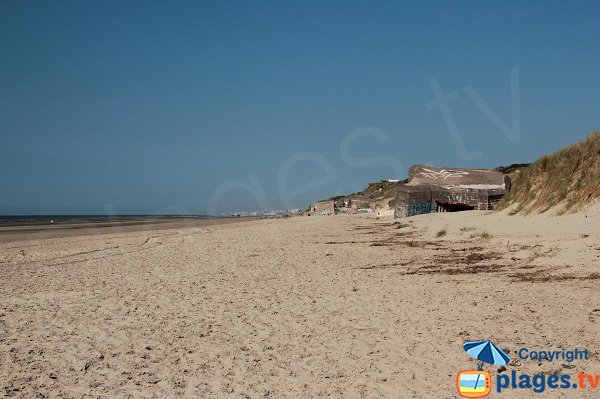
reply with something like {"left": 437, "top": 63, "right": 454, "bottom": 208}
{"left": 0, "top": 216, "right": 259, "bottom": 242}
{"left": 0, "top": 215, "right": 221, "bottom": 227}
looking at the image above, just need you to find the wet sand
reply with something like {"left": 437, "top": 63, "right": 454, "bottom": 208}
{"left": 0, "top": 217, "right": 258, "bottom": 243}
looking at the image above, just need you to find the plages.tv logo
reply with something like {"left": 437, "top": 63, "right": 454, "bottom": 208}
{"left": 457, "top": 340, "right": 511, "bottom": 398}
{"left": 456, "top": 370, "right": 491, "bottom": 398}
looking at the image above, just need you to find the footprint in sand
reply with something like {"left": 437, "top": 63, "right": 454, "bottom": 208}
{"left": 589, "top": 309, "right": 600, "bottom": 323}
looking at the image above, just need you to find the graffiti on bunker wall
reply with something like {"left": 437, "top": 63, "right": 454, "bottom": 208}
{"left": 410, "top": 202, "right": 437, "bottom": 216}
{"left": 418, "top": 168, "right": 469, "bottom": 181}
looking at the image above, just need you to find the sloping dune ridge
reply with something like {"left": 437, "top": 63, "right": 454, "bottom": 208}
{"left": 498, "top": 131, "right": 600, "bottom": 214}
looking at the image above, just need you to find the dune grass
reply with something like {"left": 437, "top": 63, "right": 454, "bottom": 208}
{"left": 497, "top": 131, "right": 600, "bottom": 214}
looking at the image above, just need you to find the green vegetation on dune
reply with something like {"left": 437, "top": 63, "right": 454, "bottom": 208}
{"left": 361, "top": 180, "right": 405, "bottom": 205}
{"left": 497, "top": 131, "right": 600, "bottom": 214}
{"left": 494, "top": 163, "right": 531, "bottom": 174}
{"left": 326, "top": 179, "right": 406, "bottom": 208}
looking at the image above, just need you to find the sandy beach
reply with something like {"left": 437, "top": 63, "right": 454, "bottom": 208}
{"left": 4, "top": 1, "right": 600, "bottom": 397}
{"left": 1, "top": 210, "right": 599, "bottom": 398}
{"left": 0, "top": 217, "right": 258, "bottom": 243}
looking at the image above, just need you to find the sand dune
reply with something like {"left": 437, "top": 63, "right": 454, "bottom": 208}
{"left": 1, "top": 209, "right": 598, "bottom": 398}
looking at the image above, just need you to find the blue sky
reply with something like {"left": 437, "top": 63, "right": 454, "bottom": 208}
{"left": 1, "top": 1, "right": 599, "bottom": 214}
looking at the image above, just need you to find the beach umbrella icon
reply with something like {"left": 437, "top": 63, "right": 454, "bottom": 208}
{"left": 463, "top": 340, "right": 511, "bottom": 366}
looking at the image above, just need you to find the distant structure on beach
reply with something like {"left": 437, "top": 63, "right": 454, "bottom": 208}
{"left": 392, "top": 165, "right": 511, "bottom": 218}
{"left": 334, "top": 197, "right": 374, "bottom": 214}
{"left": 307, "top": 200, "right": 336, "bottom": 216}
{"left": 306, "top": 166, "right": 510, "bottom": 218}
{"left": 307, "top": 179, "right": 402, "bottom": 216}
{"left": 307, "top": 195, "right": 378, "bottom": 216}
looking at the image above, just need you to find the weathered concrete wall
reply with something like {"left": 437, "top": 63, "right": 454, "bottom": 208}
{"left": 394, "top": 184, "right": 435, "bottom": 217}
{"left": 393, "top": 165, "right": 511, "bottom": 218}
{"left": 334, "top": 196, "right": 374, "bottom": 214}
{"left": 310, "top": 200, "right": 335, "bottom": 215}
{"left": 408, "top": 164, "right": 508, "bottom": 189}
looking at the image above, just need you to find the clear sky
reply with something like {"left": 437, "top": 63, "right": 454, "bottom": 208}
{"left": 1, "top": 1, "right": 599, "bottom": 215}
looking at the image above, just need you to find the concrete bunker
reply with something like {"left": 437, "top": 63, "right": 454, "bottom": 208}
{"left": 393, "top": 165, "right": 511, "bottom": 218}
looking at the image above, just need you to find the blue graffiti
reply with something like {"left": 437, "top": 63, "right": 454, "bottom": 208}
{"left": 410, "top": 202, "right": 437, "bottom": 216}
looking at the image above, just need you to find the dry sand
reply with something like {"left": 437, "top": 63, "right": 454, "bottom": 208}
{"left": 0, "top": 209, "right": 599, "bottom": 398}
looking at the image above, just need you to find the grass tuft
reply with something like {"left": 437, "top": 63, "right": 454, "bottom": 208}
{"left": 469, "top": 231, "right": 492, "bottom": 240}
